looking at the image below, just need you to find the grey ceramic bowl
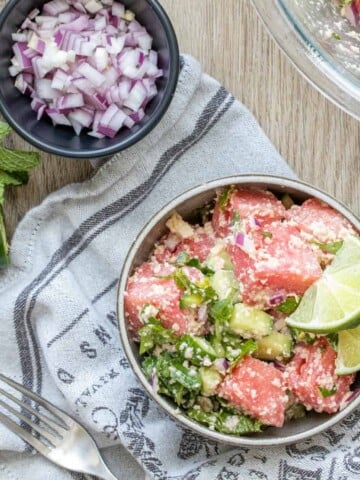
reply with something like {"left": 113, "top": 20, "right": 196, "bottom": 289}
{"left": 117, "top": 174, "right": 360, "bottom": 446}
{"left": 0, "top": 0, "right": 179, "bottom": 158}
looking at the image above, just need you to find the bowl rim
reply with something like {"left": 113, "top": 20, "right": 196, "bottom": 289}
{"left": 117, "top": 174, "right": 360, "bottom": 446}
{"left": 250, "top": 0, "right": 360, "bottom": 122}
{"left": 0, "top": 0, "right": 180, "bottom": 158}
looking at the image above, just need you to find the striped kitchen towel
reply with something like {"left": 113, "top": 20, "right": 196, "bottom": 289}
{"left": 1, "top": 55, "right": 357, "bottom": 480}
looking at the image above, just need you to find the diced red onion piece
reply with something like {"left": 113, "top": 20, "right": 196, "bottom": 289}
{"left": 12, "top": 32, "right": 28, "bottom": 42}
{"left": 123, "top": 80, "right": 147, "bottom": 111}
{"left": 35, "top": 78, "right": 61, "bottom": 99}
{"left": 56, "top": 92, "right": 84, "bottom": 109}
{"left": 94, "top": 46, "right": 109, "bottom": 71}
{"left": 28, "top": 8, "right": 40, "bottom": 19}
{"left": 46, "top": 107, "right": 71, "bottom": 125}
{"left": 77, "top": 62, "right": 106, "bottom": 87}
{"left": 87, "top": 130, "right": 105, "bottom": 138}
{"left": 37, "top": 103, "right": 46, "bottom": 120}
{"left": 235, "top": 232, "right": 245, "bottom": 246}
{"left": 269, "top": 293, "right": 285, "bottom": 306}
{"left": 68, "top": 108, "right": 93, "bottom": 127}
{"left": 213, "top": 358, "right": 229, "bottom": 374}
{"left": 111, "top": 1, "right": 124, "bottom": 18}
{"left": 69, "top": 116, "right": 83, "bottom": 135}
{"left": 85, "top": 0, "right": 103, "bottom": 14}
{"left": 43, "top": 0, "right": 70, "bottom": 16}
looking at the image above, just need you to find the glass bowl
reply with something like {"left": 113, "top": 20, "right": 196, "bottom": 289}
{"left": 251, "top": 0, "right": 360, "bottom": 120}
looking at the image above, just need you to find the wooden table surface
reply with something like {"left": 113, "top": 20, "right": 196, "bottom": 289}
{"left": 4, "top": 0, "right": 360, "bottom": 239}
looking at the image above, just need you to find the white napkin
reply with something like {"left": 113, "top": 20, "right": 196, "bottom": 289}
{"left": 1, "top": 55, "right": 358, "bottom": 480}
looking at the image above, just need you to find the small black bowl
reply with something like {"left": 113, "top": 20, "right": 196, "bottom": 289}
{"left": 0, "top": 0, "right": 179, "bottom": 158}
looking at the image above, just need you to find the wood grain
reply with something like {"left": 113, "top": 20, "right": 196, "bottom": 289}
{"left": 3, "top": 0, "right": 360, "bottom": 239}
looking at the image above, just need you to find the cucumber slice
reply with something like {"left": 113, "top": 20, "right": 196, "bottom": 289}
{"left": 229, "top": 303, "right": 273, "bottom": 338}
{"left": 0, "top": 209, "right": 9, "bottom": 268}
{"left": 199, "top": 366, "right": 223, "bottom": 396}
{"left": 255, "top": 332, "right": 293, "bottom": 360}
{"left": 206, "top": 250, "right": 234, "bottom": 271}
{"left": 180, "top": 293, "right": 203, "bottom": 309}
{"left": 178, "top": 334, "right": 217, "bottom": 365}
{"left": 209, "top": 270, "right": 240, "bottom": 302}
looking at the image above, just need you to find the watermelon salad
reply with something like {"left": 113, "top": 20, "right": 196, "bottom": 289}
{"left": 124, "top": 186, "right": 358, "bottom": 435}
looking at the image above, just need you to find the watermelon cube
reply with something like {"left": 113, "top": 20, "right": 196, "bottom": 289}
{"left": 218, "top": 355, "right": 288, "bottom": 427}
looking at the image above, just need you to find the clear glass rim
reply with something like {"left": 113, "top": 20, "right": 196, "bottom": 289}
{"left": 251, "top": 0, "right": 360, "bottom": 121}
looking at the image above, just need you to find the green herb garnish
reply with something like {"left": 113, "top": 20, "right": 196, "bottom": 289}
{"left": 312, "top": 240, "right": 343, "bottom": 254}
{"left": 219, "top": 186, "right": 234, "bottom": 210}
{"left": 0, "top": 122, "right": 40, "bottom": 268}
{"left": 318, "top": 386, "right": 337, "bottom": 398}
{"left": 261, "top": 231, "right": 273, "bottom": 239}
{"left": 277, "top": 296, "right": 300, "bottom": 314}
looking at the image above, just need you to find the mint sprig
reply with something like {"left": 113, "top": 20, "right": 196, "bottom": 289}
{"left": 0, "top": 121, "right": 40, "bottom": 268}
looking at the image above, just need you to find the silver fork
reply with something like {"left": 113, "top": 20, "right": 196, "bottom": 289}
{"left": 0, "top": 373, "right": 118, "bottom": 480}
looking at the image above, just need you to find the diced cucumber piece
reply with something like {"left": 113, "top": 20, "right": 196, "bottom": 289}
{"left": 0, "top": 209, "right": 9, "bottom": 268}
{"left": 180, "top": 293, "right": 204, "bottom": 309}
{"left": 229, "top": 303, "right": 273, "bottom": 338}
{"left": 178, "top": 335, "right": 217, "bottom": 366}
{"left": 199, "top": 366, "right": 223, "bottom": 396}
{"left": 255, "top": 332, "right": 293, "bottom": 360}
{"left": 206, "top": 246, "right": 234, "bottom": 271}
{"left": 209, "top": 270, "right": 240, "bottom": 302}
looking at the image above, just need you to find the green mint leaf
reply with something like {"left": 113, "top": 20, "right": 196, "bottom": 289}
{"left": 138, "top": 317, "right": 177, "bottom": 355}
{"left": 331, "top": 32, "right": 341, "bottom": 40}
{"left": 0, "top": 169, "right": 25, "bottom": 187}
{"left": 210, "top": 298, "right": 233, "bottom": 324}
{"left": 0, "top": 208, "right": 9, "bottom": 268}
{"left": 0, "top": 146, "right": 40, "bottom": 172}
{"left": 277, "top": 296, "right": 300, "bottom": 314}
{"left": 186, "top": 258, "right": 214, "bottom": 276}
{"left": 312, "top": 240, "right": 344, "bottom": 255}
{"left": 0, "top": 122, "right": 12, "bottom": 141}
{"left": 188, "top": 406, "right": 262, "bottom": 435}
{"left": 318, "top": 386, "right": 337, "bottom": 398}
{"left": 219, "top": 185, "right": 234, "bottom": 210}
{"left": 173, "top": 269, "right": 191, "bottom": 290}
{"left": 261, "top": 231, "right": 273, "bottom": 239}
{"left": 0, "top": 184, "right": 5, "bottom": 206}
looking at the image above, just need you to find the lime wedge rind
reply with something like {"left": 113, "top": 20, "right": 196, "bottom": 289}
{"left": 286, "top": 236, "right": 360, "bottom": 334}
{"left": 335, "top": 325, "right": 360, "bottom": 375}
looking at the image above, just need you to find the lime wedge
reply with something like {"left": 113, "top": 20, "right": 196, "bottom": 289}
{"left": 336, "top": 325, "right": 360, "bottom": 375}
{"left": 286, "top": 236, "right": 360, "bottom": 333}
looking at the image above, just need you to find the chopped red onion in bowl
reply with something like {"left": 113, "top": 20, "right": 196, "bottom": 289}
{"left": 9, "top": 0, "right": 163, "bottom": 138}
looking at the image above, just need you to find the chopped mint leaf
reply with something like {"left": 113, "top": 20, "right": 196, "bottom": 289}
{"left": 0, "top": 122, "right": 12, "bottom": 141}
{"left": 0, "top": 169, "right": 25, "bottom": 187}
{"left": 186, "top": 258, "right": 214, "bottom": 276}
{"left": 277, "top": 296, "right": 300, "bottom": 314}
{"left": 326, "top": 332, "right": 338, "bottom": 350}
{"left": 312, "top": 240, "right": 343, "bottom": 254}
{"left": 0, "top": 146, "right": 40, "bottom": 172}
{"left": 138, "top": 317, "right": 177, "bottom": 355}
{"left": 210, "top": 298, "right": 233, "bottom": 324}
{"left": 261, "top": 231, "right": 273, "bottom": 239}
{"left": 331, "top": 32, "right": 341, "bottom": 40}
{"left": 173, "top": 269, "right": 191, "bottom": 290}
{"left": 219, "top": 186, "right": 234, "bottom": 210}
{"left": 318, "top": 386, "right": 337, "bottom": 398}
{"left": 188, "top": 406, "right": 262, "bottom": 435}
{"left": 0, "top": 184, "right": 4, "bottom": 206}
